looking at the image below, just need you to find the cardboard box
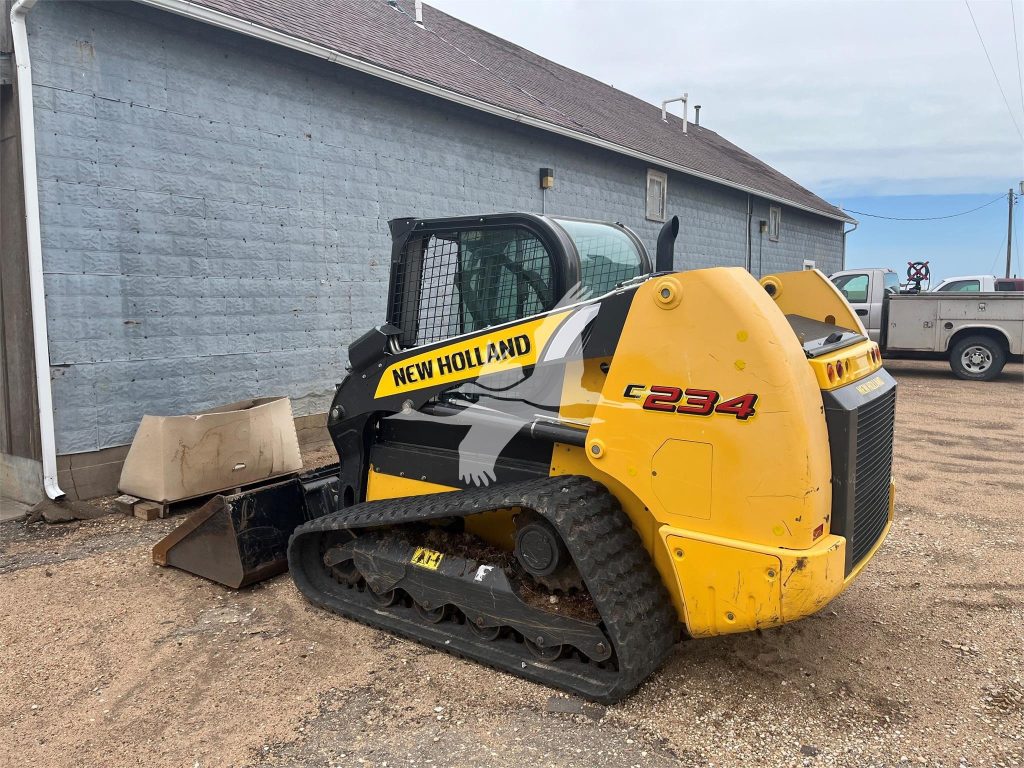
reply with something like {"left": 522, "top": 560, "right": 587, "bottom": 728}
{"left": 118, "top": 397, "right": 303, "bottom": 503}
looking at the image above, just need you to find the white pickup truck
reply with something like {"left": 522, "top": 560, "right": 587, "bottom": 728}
{"left": 931, "top": 274, "right": 1024, "bottom": 292}
{"left": 830, "top": 268, "right": 1024, "bottom": 380}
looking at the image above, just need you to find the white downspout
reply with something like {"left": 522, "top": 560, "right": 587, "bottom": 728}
{"left": 10, "top": 0, "right": 64, "bottom": 499}
{"left": 842, "top": 219, "right": 859, "bottom": 271}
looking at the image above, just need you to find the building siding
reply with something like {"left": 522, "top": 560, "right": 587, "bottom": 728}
{"left": 749, "top": 198, "right": 844, "bottom": 277}
{"left": 28, "top": 1, "right": 844, "bottom": 454}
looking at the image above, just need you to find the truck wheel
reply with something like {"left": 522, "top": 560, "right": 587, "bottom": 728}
{"left": 949, "top": 335, "right": 1006, "bottom": 381}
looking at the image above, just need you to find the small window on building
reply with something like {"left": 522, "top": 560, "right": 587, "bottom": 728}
{"left": 646, "top": 169, "right": 667, "bottom": 222}
{"left": 802, "top": 259, "right": 816, "bottom": 271}
{"left": 768, "top": 206, "right": 781, "bottom": 242}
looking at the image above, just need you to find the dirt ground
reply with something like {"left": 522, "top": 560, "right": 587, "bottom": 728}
{"left": 1, "top": 359, "right": 1022, "bottom": 768}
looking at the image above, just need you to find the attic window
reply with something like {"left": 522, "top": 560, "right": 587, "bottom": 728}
{"left": 645, "top": 169, "right": 667, "bottom": 222}
{"left": 768, "top": 205, "right": 781, "bottom": 242}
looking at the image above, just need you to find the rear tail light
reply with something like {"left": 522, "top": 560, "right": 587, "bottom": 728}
{"left": 836, "top": 360, "right": 845, "bottom": 379}
{"left": 827, "top": 363, "right": 836, "bottom": 383}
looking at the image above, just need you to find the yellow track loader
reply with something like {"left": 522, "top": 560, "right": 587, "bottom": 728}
{"left": 156, "top": 212, "right": 896, "bottom": 702}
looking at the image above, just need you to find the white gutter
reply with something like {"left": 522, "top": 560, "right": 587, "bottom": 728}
{"left": 11, "top": 0, "right": 64, "bottom": 499}
{"left": 133, "top": 0, "right": 854, "bottom": 225}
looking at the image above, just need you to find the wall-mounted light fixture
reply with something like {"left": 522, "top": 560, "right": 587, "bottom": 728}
{"left": 539, "top": 167, "right": 554, "bottom": 189}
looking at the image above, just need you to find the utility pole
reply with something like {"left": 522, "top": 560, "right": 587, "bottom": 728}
{"left": 1008, "top": 188, "right": 1016, "bottom": 279}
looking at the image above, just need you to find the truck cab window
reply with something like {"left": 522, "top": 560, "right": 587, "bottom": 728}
{"left": 832, "top": 273, "right": 869, "bottom": 303}
{"left": 553, "top": 218, "right": 644, "bottom": 296}
{"left": 883, "top": 272, "right": 901, "bottom": 294}
{"left": 938, "top": 280, "right": 980, "bottom": 292}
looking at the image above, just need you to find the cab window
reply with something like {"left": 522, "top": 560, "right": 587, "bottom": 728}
{"left": 393, "top": 226, "right": 555, "bottom": 346}
{"left": 459, "top": 228, "right": 553, "bottom": 330}
{"left": 882, "top": 272, "right": 901, "bottom": 294}
{"left": 938, "top": 279, "right": 980, "bottom": 292}
{"left": 553, "top": 218, "right": 644, "bottom": 296}
{"left": 832, "top": 273, "right": 869, "bottom": 303}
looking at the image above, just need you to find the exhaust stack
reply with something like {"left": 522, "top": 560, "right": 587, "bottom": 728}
{"left": 655, "top": 216, "right": 680, "bottom": 272}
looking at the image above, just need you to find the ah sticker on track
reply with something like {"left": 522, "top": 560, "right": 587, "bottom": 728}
{"left": 410, "top": 547, "right": 444, "bottom": 570}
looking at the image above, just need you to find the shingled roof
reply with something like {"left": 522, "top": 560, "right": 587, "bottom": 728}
{"left": 151, "top": 0, "right": 851, "bottom": 222}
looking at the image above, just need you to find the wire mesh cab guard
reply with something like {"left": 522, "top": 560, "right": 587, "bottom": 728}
{"left": 386, "top": 213, "right": 651, "bottom": 350}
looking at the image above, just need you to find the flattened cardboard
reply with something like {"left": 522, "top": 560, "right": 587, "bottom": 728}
{"left": 118, "top": 396, "right": 303, "bottom": 503}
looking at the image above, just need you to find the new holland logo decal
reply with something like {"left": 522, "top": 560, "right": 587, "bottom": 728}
{"left": 374, "top": 311, "right": 572, "bottom": 398}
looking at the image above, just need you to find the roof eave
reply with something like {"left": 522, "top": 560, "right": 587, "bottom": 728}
{"left": 132, "top": 0, "right": 855, "bottom": 225}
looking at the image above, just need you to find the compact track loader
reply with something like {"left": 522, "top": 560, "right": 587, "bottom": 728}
{"left": 157, "top": 212, "right": 896, "bottom": 702}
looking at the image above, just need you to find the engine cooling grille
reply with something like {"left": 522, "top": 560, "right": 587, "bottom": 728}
{"left": 822, "top": 370, "right": 897, "bottom": 576}
{"left": 849, "top": 386, "right": 896, "bottom": 566}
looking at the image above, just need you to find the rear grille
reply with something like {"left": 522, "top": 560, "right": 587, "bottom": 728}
{"left": 822, "top": 370, "right": 897, "bottom": 575}
{"left": 849, "top": 387, "right": 896, "bottom": 566}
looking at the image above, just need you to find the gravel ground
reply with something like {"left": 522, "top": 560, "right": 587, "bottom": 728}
{"left": 1, "top": 360, "right": 1021, "bottom": 768}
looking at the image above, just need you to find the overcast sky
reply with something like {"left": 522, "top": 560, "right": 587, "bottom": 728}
{"left": 430, "top": 0, "right": 1024, "bottom": 203}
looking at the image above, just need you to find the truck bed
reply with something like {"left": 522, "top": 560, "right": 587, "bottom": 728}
{"left": 885, "top": 292, "right": 1024, "bottom": 354}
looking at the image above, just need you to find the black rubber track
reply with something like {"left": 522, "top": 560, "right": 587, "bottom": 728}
{"left": 287, "top": 476, "right": 678, "bottom": 703}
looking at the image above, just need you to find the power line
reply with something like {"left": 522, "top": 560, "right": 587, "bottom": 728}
{"left": 965, "top": 0, "right": 1024, "bottom": 140}
{"left": 1012, "top": 0, "right": 1024, "bottom": 117}
{"left": 843, "top": 194, "right": 1006, "bottom": 221}
{"left": 990, "top": 231, "right": 1006, "bottom": 274}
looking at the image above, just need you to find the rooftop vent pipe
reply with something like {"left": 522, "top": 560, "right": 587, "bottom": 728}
{"left": 694, "top": 105, "right": 701, "bottom": 127}
{"left": 660, "top": 93, "right": 688, "bottom": 133}
{"left": 414, "top": 0, "right": 423, "bottom": 26}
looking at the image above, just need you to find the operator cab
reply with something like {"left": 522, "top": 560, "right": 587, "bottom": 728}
{"left": 386, "top": 213, "right": 653, "bottom": 349}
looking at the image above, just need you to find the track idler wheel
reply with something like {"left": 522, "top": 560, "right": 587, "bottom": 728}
{"left": 514, "top": 512, "right": 583, "bottom": 592}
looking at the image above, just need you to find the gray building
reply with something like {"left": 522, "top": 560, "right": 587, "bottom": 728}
{"left": 0, "top": 0, "right": 854, "bottom": 503}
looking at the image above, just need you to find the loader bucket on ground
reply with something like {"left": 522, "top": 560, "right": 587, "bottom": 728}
{"left": 152, "top": 464, "right": 340, "bottom": 588}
